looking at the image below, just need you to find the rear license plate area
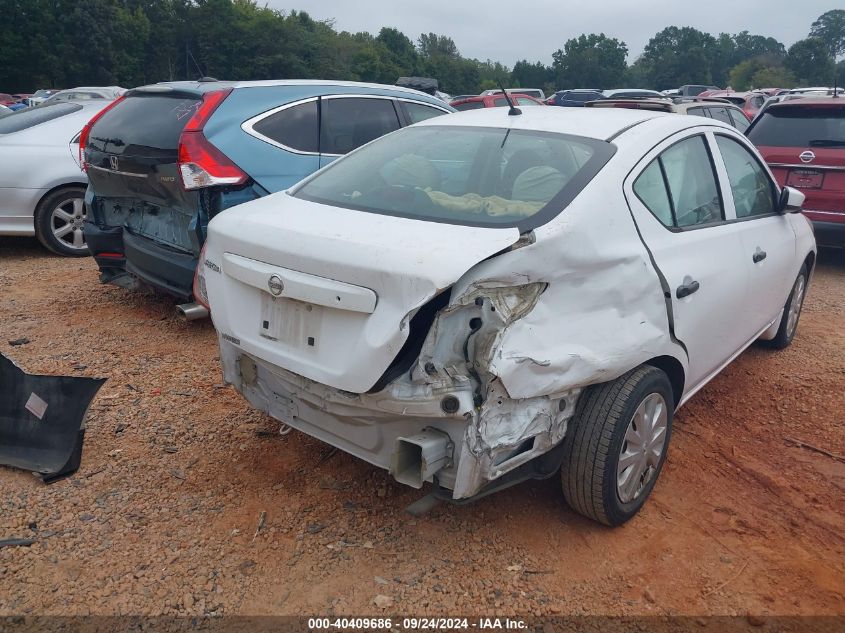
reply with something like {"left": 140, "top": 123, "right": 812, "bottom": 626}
{"left": 787, "top": 169, "right": 824, "bottom": 189}
{"left": 260, "top": 294, "right": 323, "bottom": 351}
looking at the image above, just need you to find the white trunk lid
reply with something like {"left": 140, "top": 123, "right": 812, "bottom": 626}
{"left": 205, "top": 193, "right": 520, "bottom": 392}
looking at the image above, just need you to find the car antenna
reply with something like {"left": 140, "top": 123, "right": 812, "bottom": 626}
{"left": 498, "top": 82, "right": 521, "bottom": 116}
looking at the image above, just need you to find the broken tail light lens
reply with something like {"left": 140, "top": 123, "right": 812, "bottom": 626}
{"left": 193, "top": 243, "right": 210, "bottom": 311}
{"left": 78, "top": 95, "right": 126, "bottom": 171}
{"left": 177, "top": 88, "right": 247, "bottom": 190}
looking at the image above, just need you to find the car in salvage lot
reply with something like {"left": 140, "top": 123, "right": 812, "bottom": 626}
{"left": 586, "top": 97, "right": 751, "bottom": 132}
{"left": 0, "top": 100, "right": 113, "bottom": 255}
{"left": 195, "top": 106, "right": 815, "bottom": 526}
{"left": 747, "top": 97, "right": 845, "bottom": 248}
{"left": 81, "top": 80, "right": 454, "bottom": 312}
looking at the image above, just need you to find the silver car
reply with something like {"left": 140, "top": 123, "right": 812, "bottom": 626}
{"left": 41, "top": 86, "right": 126, "bottom": 105}
{"left": 0, "top": 100, "right": 111, "bottom": 255}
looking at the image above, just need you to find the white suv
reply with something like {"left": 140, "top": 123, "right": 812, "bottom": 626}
{"left": 196, "top": 106, "right": 815, "bottom": 526}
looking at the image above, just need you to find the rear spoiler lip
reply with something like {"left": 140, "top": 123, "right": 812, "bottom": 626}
{"left": 125, "top": 85, "right": 205, "bottom": 100}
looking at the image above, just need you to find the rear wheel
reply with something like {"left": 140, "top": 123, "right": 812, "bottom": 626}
{"left": 561, "top": 366, "right": 674, "bottom": 526}
{"left": 34, "top": 187, "right": 90, "bottom": 257}
{"left": 762, "top": 265, "right": 807, "bottom": 350}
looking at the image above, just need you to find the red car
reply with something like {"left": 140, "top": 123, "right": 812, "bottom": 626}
{"left": 0, "top": 93, "right": 17, "bottom": 106}
{"left": 450, "top": 93, "right": 545, "bottom": 111}
{"left": 747, "top": 97, "right": 845, "bottom": 247}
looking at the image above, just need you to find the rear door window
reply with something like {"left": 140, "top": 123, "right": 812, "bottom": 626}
{"left": 89, "top": 94, "right": 200, "bottom": 156}
{"left": 728, "top": 108, "right": 750, "bottom": 132}
{"left": 707, "top": 107, "right": 733, "bottom": 125}
{"left": 0, "top": 102, "right": 82, "bottom": 134}
{"left": 748, "top": 107, "right": 845, "bottom": 147}
{"left": 320, "top": 98, "right": 400, "bottom": 155}
{"left": 400, "top": 101, "right": 448, "bottom": 124}
{"left": 715, "top": 135, "right": 777, "bottom": 218}
{"left": 251, "top": 100, "right": 319, "bottom": 153}
{"left": 687, "top": 107, "right": 709, "bottom": 118}
{"left": 633, "top": 135, "right": 724, "bottom": 228}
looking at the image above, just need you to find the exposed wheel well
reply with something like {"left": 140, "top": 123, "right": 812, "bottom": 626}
{"left": 804, "top": 251, "right": 816, "bottom": 276}
{"left": 36, "top": 182, "right": 87, "bottom": 212}
{"left": 644, "top": 355, "right": 685, "bottom": 409}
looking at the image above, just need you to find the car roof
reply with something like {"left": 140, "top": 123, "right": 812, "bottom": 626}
{"left": 145, "top": 79, "right": 440, "bottom": 100}
{"left": 413, "top": 103, "right": 716, "bottom": 141}
{"left": 767, "top": 97, "right": 845, "bottom": 109}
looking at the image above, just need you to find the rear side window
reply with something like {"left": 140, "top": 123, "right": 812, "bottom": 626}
{"left": 633, "top": 135, "right": 724, "bottom": 228}
{"left": 728, "top": 108, "right": 750, "bottom": 132}
{"left": 320, "top": 98, "right": 400, "bottom": 155}
{"left": 493, "top": 98, "right": 509, "bottom": 107}
{"left": 0, "top": 102, "right": 82, "bottom": 134}
{"left": 88, "top": 95, "right": 200, "bottom": 155}
{"left": 715, "top": 136, "right": 776, "bottom": 218}
{"left": 251, "top": 100, "right": 318, "bottom": 153}
{"left": 401, "top": 101, "right": 447, "bottom": 124}
{"left": 516, "top": 97, "right": 540, "bottom": 106}
{"left": 748, "top": 107, "right": 845, "bottom": 147}
{"left": 687, "top": 107, "right": 708, "bottom": 118}
{"left": 566, "top": 92, "right": 602, "bottom": 102}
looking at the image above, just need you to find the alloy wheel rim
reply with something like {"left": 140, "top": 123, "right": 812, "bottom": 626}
{"left": 617, "top": 392, "right": 668, "bottom": 504}
{"left": 786, "top": 275, "right": 805, "bottom": 339}
{"left": 51, "top": 197, "right": 87, "bottom": 250}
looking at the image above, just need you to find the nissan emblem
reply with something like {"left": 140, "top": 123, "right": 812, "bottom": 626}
{"left": 268, "top": 275, "right": 284, "bottom": 296}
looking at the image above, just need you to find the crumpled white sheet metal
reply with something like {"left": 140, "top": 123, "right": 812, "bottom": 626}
{"left": 448, "top": 171, "right": 681, "bottom": 402}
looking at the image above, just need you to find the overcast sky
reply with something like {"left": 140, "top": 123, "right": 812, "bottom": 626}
{"left": 264, "top": 0, "right": 833, "bottom": 66}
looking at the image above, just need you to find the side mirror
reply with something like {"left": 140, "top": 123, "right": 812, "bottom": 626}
{"left": 778, "top": 186, "right": 805, "bottom": 214}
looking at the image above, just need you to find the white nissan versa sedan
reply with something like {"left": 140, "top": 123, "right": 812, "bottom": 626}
{"left": 196, "top": 105, "right": 816, "bottom": 526}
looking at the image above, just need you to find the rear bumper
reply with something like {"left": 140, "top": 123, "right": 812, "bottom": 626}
{"left": 85, "top": 223, "right": 197, "bottom": 301}
{"left": 218, "top": 338, "right": 579, "bottom": 500}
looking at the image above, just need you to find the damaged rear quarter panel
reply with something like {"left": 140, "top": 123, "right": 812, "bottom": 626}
{"left": 448, "top": 171, "right": 684, "bottom": 401}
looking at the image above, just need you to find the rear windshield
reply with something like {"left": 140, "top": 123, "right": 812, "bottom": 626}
{"left": 293, "top": 125, "right": 615, "bottom": 230}
{"left": 453, "top": 101, "right": 484, "bottom": 111}
{"left": 88, "top": 94, "right": 200, "bottom": 156}
{"left": 0, "top": 102, "right": 82, "bottom": 134}
{"left": 748, "top": 107, "right": 845, "bottom": 147}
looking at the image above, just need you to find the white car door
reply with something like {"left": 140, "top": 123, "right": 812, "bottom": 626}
{"left": 624, "top": 130, "right": 751, "bottom": 392}
{"left": 710, "top": 133, "right": 797, "bottom": 332}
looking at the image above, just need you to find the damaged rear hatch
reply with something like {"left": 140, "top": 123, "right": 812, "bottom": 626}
{"left": 83, "top": 86, "right": 224, "bottom": 297}
{"left": 204, "top": 123, "right": 613, "bottom": 393}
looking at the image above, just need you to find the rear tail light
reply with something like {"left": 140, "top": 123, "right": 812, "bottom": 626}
{"left": 79, "top": 95, "right": 126, "bottom": 171}
{"left": 193, "top": 243, "right": 210, "bottom": 311}
{"left": 177, "top": 88, "right": 247, "bottom": 190}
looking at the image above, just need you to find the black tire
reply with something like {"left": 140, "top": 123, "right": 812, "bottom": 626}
{"left": 33, "top": 186, "right": 90, "bottom": 257}
{"left": 561, "top": 365, "right": 674, "bottom": 526}
{"left": 761, "top": 265, "right": 808, "bottom": 350}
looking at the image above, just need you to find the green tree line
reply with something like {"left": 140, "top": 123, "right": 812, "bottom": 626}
{"left": 1, "top": 1, "right": 843, "bottom": 95}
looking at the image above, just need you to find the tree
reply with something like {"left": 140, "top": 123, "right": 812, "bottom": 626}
{"left": 750, "top": 66, "right": 796, "bottom": 89}
{"left": 511, "top": 60, "right": 550, "bottom": 89}
{"left": 417, "top": 33, "right": 459, "bottom": 59}
{"left": 786, "top": 38, "right": 836, "bottom": 85}
{"left": 551, "top": 33, "right": 627, "bottom": 89}
{"left": 638, "top": 27, "right": 717, "bottom": 89}
{"left": 377, "top": 27, "right": 417, "bottom": 74}
{"left": 810, "top": 9, "right": 845, "bottom": 58}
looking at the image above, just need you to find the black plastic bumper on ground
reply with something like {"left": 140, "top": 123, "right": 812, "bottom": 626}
{"left": 0, "top": 353, "right": 105, "bottom": 483}
{"left": 812, "top": 220, "right": 845, "bottom": 248}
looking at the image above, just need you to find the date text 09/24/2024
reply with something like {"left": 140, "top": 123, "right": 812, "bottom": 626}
{"left": 307, "top": 617, "right": 528, "bottom": 630}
